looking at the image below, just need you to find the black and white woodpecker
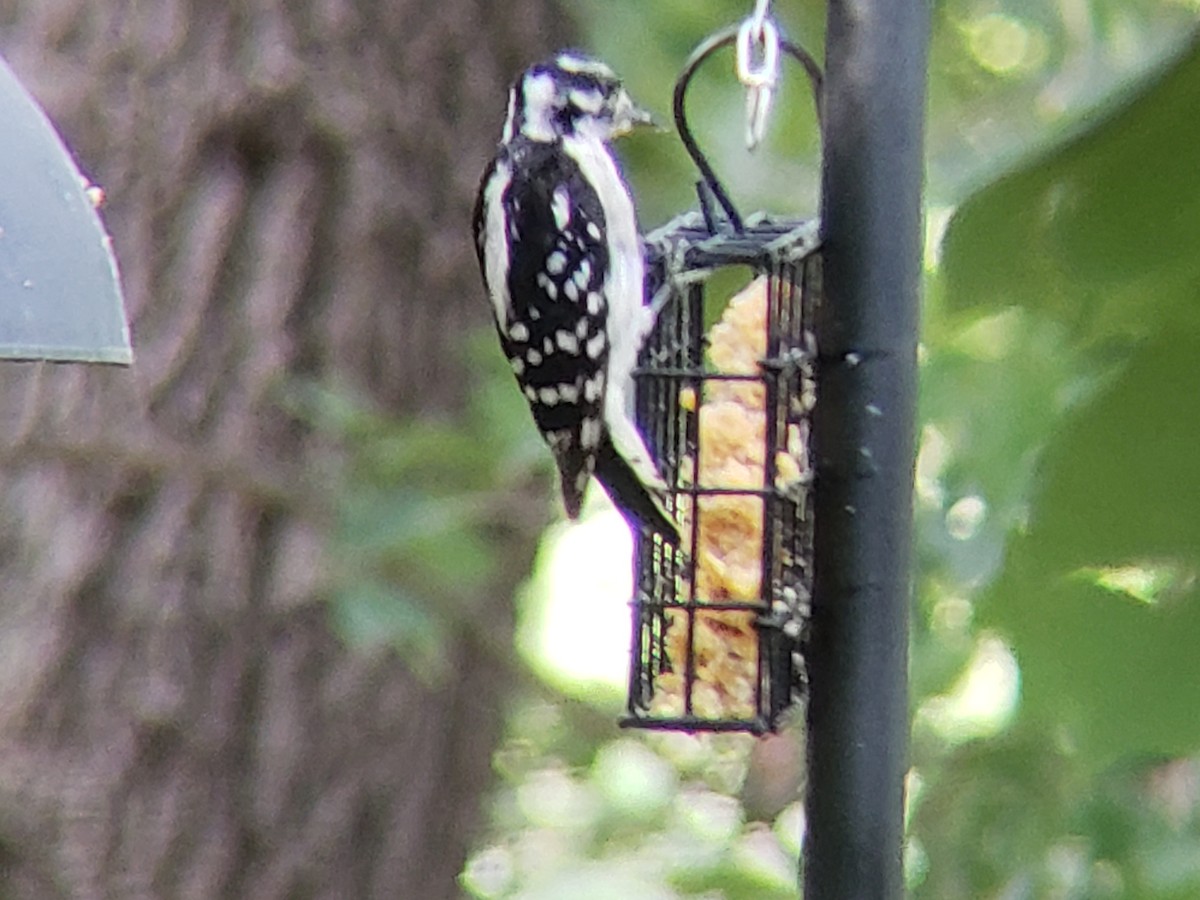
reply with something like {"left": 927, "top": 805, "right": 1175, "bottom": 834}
{"left": 473, "top": 52, "right": 679, "bottom": 540}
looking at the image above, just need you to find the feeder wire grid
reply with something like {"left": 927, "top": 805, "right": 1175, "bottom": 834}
{"left": 622, "top": 211, "right": 820, "bottom": 734}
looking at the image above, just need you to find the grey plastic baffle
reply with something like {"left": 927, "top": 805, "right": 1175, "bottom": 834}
{"left": 0, "top": 55, "right": 131, "bottom": 364}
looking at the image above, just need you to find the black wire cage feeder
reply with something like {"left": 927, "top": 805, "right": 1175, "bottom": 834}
{"left": 621, "top": 24, "right": 823, "bottom": 735}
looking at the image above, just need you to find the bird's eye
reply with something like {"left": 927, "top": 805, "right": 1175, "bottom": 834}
{"left": 553, "top": 104, "right": 580, "bottom": 132}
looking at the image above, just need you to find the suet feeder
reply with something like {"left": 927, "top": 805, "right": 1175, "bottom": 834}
{"left": 621, "top": 24, "right": 822, "bottom": 734}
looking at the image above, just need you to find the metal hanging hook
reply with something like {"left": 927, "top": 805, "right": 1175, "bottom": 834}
{"left": 750, "top": 0, "right": 771, "bottom": 26}
{"left": 673, "top": 20, "right": 823, "bottom": 233}
{"left": 737, "top": 1, "right": 781, "bottom": 149}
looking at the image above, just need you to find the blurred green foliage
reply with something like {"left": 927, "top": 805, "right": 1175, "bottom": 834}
{"left": 906, "top": 33, "right": 1200, "bottom": 897}
{"left": 934, "top": 29, "right": 1200, "bottom": 759}
{"left": 918, "top": 20, "right": 1200, "bottom": 900}
{"left": 290, "top": 336, "right": 548, "bottom": 680}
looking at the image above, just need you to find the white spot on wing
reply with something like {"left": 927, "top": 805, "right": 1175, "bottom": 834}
{"left": 535, "top": 273, "right": 559, "bottom": 299}
{"left": 527, "top": 348, "right": 543, "bottom": 365}
{"left": 510, "top": 356, "right": 525, "bottom": 376}
{"left": 586, "top": 332, "right": 606, "bottom": 359}
{"left": 563, "top": 281, "right": 579, "bottom": 302}
{"left": 538, "top": 387, "right": 560, "bottom": 406}
{"left": 587, "top": 292, "right": 603, "bottom": 315}
{"left": 555, "top": 330, "right": 579, "bottom": 354}
{"left": 552, "top": 185, "right": 571, "bottom": 230}
{"left": 580, "top": 418, "right": 602, "bottom": 449}
{"left": 546, "top": 251, "right": 568, "bottom": 275}
{"left": 584, "top": 375, "right": 603, "bottom": 402}
{"left": 509, "top": 322, "right": 529, "bottom": 342}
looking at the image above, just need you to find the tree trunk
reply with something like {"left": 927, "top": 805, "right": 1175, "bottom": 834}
{"left": 0, "top": 1, "right": 566, "bottom": 896}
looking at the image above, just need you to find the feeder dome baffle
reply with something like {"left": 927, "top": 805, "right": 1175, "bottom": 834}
{"left": 0, "top": 55, "right": 131, "bottom": 364}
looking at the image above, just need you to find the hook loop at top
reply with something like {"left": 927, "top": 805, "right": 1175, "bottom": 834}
{"left": 737, "top": 16, "right": 779, "bottom": 88}
{"left": 673, "top": 26, "right": 823, "bottom": 234}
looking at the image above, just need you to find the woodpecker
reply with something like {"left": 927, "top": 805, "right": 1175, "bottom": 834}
{"left": 473, "top": 52, "right": 678, "bottom": 540}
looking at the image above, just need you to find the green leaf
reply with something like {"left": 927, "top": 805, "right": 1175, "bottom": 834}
{"left": 983, "top": 561, "right": 1200, "bottom": 765}
{"left": 303, "top": 334, "right": 545, "bottom": 678}
{"left": 1027, "top": 337, "right": 1200, "bottom": 566}
{"left": 919, "top": 307, "right": 1084, "bottom": 525}
{"left": 331, "top": 579, "right": 448, "bottom": 681}
{"left": 975, "top": 337, "right": 1200, "bottom": 764}
{"left": 942, "top": 35, "right": 1200, "bottom": 344}
{"left": 936, "top": 30, "right": 1200, "bottom": 767}
{"left": 910, "top": 730, "right": 1075, "bottom": 897}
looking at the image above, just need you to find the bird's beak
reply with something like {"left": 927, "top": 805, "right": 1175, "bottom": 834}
{"left": 614, "top": 89, "right": 657, "bottom": 136}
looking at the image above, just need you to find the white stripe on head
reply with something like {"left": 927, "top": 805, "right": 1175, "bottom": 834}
{"left": 501, "top": 87, "right": 519, "bottom": 143}
{"left": 519, "top": 71, "right": 558, "bottom": 142}
{"left": 555, "top": 53, "right": 617, "bottom": 80}
{"left": 567, "top": 88, "right": 605, "bottom": 115}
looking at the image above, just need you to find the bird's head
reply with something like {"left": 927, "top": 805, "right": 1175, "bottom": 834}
{"left": 503, "top": 51, "right": 653, "bottom": 145}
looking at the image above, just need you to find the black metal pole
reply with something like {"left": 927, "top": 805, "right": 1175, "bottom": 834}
{"left": 803, "top": 0, "right": 928, "bottom": 896}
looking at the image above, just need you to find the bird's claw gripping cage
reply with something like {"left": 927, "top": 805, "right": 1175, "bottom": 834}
{"left": 621, "top": 22, "right": 823, "bottom": 735}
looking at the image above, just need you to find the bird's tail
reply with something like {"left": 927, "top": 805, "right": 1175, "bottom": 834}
{"left": 593, "top": 431, "right": 680, "bottom": 542}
